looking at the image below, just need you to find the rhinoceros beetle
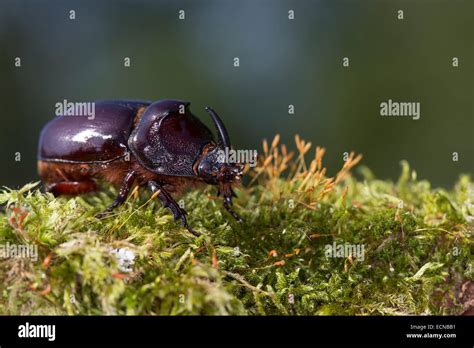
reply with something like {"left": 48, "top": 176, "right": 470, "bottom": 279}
{"left": 37, "top": 100, "right": 243, "bottom": 235}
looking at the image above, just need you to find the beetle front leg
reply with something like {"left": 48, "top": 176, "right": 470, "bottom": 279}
{"left": 223, "top": 189, "right": 244, "bottom": 223}
{"left": 148, "top": 181, "right": 199, "bottom": 236}
{"left": 96, "top": 170, "right": 136, "bottom": 218}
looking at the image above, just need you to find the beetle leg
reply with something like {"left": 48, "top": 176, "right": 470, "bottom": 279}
{"left": 223, "top": 189, "right": 244, "bottom": 223}
{"left": 96, "top": 170, "right": 136, "bottom": 218}
{"left": 148, "top": 181, "right": 200, "bottom": 236}
{"left": 217, "top": 186, "right": 237, "bottom": 198}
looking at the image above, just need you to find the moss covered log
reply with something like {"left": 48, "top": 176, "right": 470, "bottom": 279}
{"left": 0, "top": 136, "right": 472, "bottom": 315}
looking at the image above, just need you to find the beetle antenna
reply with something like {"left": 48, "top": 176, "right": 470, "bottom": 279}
{"left": 205, "top": 106, "right": 231, "bottom": 149}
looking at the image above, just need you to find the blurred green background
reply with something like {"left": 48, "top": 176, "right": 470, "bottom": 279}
{"left": 0, "top": 0, "right": 472, "bottom": 188}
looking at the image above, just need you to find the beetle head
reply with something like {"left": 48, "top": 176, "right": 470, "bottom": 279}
{"left": 196, "top": 107, "right": 243, "bottom": 186}
{"left": 197, "top": 146, "right": 243, "bottom": 185}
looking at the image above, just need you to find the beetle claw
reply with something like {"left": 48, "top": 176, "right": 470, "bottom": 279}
{"left": 95, "top": 208, "right": 112, "bottom": 219}
{"left": 184, "top": 223, "right": 200, "bottom": 237}
{"left": 95, "top": 211, "right": 107, "bottom": 219}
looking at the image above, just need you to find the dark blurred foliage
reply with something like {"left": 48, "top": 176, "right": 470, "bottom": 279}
{"left": 0, "top": 0, "right": 472, "bottom": 188}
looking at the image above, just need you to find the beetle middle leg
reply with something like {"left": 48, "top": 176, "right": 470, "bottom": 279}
{"left": 96, "top": 170, "right": 136, "bottom": 218}
{"left": 148, "top": 181, "right": 199, "bottom": 236}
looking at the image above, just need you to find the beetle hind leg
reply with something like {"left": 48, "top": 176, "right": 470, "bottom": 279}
{"left": 148, "top": 181, "right": 199, "bottom": 236}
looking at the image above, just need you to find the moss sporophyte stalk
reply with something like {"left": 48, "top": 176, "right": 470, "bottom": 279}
{"left": 0, "top": 135, "right": 472, "bottom": 315}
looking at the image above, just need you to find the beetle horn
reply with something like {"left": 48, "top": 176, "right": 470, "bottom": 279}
{"left": 205, "top": 106, "right": 231, "bottom": 149}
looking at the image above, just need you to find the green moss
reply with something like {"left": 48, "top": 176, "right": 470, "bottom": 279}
{"left": 0, "top": 157, "right": 472, "bottom": 315}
